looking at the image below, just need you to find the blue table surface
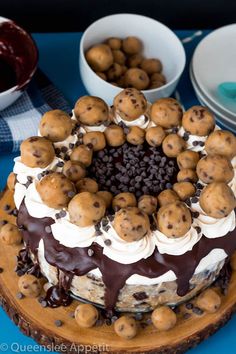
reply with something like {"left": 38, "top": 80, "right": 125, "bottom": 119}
{"left": 0, "top": 30, "right": 236, "bottom": 353}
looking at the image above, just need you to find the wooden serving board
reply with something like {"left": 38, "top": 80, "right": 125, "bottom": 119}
{"left": 1, "top": 188, "right": 236, "bottom": 354}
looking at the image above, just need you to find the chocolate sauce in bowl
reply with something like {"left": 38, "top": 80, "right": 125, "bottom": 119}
{"left": 17, "top": 200, "right": 236, "bottom": 311}
{"left": 0, "top": 21, "right": 38, "bottom": 92}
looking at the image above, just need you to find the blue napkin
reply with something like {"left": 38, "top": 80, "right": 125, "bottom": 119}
{"left": 0, "top": 70, "right": 71, "bottom": 155}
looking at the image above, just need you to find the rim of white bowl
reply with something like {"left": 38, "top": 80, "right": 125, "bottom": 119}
{"left": 80, "top": 13, "right": 186, "bottom": 93}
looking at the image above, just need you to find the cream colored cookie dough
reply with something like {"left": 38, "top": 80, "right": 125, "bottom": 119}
{"left": 39, "top": 110, "right": 73, "bottom": 142}
{"left": 138, "top": 195, "right": 158, "bottom": 215}
{"left": 112, "top": 49, "right": 126, "bottom": 65}
{"left": 162, "top": 134, "right": 186, "bottom": 157}
{"left": 20, "top": 136, "right": 55, "bottom": 168}
{"left": 18, "top": 274, "right": 42, "bottom": 298}
{"left": 150, "top": 98, "right": 183, "bottom": 128}
{"left": 104, "top": 125, "right": 126, "bottom": 146}
{"left": 70, "top": 145, "right": 93, "bottom": 167}
{"left": 85, "top": 44, "right": 113, "bottom": 72}
{"left": 196, "top": 288, "right": 221, "bottom": 313}
{"left": 177, "top": 150, "right": 200, "bottom": 170}
{"left": 83, "top": 131, "right": 106, "bottom": 151}
{"left": 74, "top": 96, "right": 109, "bottom": 126}
{"left": 0, "top": 223, "right": 22, "bottom": 245}
{"left": 7, "top": 172, "right": 16, "bottom": 191}
{"left": 112, "top": 192, "right": 137, "bottom": 210}
{"left": 107, "top": 63, "right": 123, "bottom": 81}
{"left": 127, "top": 54, "right": 143, "bottom": 68}
{"left": 196, "top": 155, "right": 234, "bottom": 184}
{"left": 126, "top": 126, "right": 145, "bottom": 145}
{"left": 177, "top": 169, "right": 198, "bottom": 183}
{"left": 106, "top": 37, "right": 122, "bottom": 50}
{"left": 122, "top": 36, "right": 142, "bottom": 55}
{"left": 63, "top": 161, "right": 86, "bottom": 182}
{"left": 173, "top": 182, "right": 196, "bottom": 200}
{"left": 113, "top": 88, "right": 147, "bottom": 121}
{"left": 124, "top": 68, "right": 150, "bottom": 90}
{"left": 205, "top": 130, "right": 236, "bottom": 159}
{"left": 74, "top": 303, "right": 99, "bottom": 328}
{"left": 182, "top": 106, "right": 215, "bottom": 136}
{"left": 157, "top": 189, "right": 180, "bottom": 207}
{"left": 146, "top": 126, "right": 166, "bottom": 147}
{"left": 140, "top": 58, "right": 162, "bottom": 74}
{"left": 114, "top": 316, "right": 137, "bottom": 340}
{"left": 76, "top": 178, "right": 99, "bottom": 193}
{"left": 96, "top": 191, "right": 113, "bottom": 208}
{"left": 151, "top": 306, "right": 177, "bottom": 331}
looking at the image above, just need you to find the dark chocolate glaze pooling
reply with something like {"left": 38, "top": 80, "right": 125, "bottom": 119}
{"left": 17, "top": 201, "right": 236, "bottom": 311}
{"left": 0, "top": 21, "right": 38, "bottom": 92}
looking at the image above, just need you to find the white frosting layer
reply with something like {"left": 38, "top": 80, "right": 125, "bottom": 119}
{"left": 229, "top": 156, "right": 236, "bottom": 197}
{"left": 114, "top": 113, "right": 150, "bottom": 129}
{"left": 153, "top": 225, "right": 201, "bottom": 256}
{"left": 14, "top": 183, "right": 27, "bottom": 209}
{"left": 96, "top": 222, "right": 156, "bottom": 264}
{"left": 178, "top": 126, "right": 207, "bottom": 152}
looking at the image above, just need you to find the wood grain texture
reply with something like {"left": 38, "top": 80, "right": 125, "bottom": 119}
{"left": 1, "top": 188, "right": 236, "bottom": 354}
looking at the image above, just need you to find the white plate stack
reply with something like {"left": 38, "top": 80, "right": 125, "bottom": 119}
{"left": 190, "top": 24, "right": 236, "bottom": 133}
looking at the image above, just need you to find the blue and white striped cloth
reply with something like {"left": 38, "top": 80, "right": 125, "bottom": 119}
{"left": 0, "top": 70, "right": 71, "bottom": 155}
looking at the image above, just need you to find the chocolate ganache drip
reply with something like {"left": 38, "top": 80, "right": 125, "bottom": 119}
{"left": 17, "top": 201, "right": 236, "bottom": 311}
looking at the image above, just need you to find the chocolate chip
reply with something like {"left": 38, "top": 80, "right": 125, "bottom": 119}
{"left": 93, "top": 202, "right": 100, "bottom": 208}
{"left": 104, "top": 239, "right": 112, "bottom": 246}
{"left": 0, "top": 267, "right": 3, "bottom": 273}
{"left": 194, "top": 226, "right": 201, "bottom": 234}
{"left": 191, "top": 196, "right": 199, "bottom": 204}
{"left": 192, "top": 306, "right": 204, "bottom": 315}
{"left": 3, "top": 204, "right": 10, "bottom": 211}
{"left": 185, "top": 302, "right": 193, "bottom": 310}
{"left": 56, "top": 161, "right": 64, "bottom": 167}
{"left": 54, "top": 320, "right": 63, "bottom": 327}
{"left": 67, "top": 191, "right": 76, "bottom": 198}
{"left": 192, "top": 211, "right": 200, "bottom": 218}
{"left": 183, "top": 313, "right": 191, "bottom": 320}
{"left": 16, "top": 292, "right": 24, "bottom": 299}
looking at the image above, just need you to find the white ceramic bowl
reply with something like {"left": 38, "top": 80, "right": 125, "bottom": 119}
{"left": 79, "top": 14, "right": 186, "bottom": 105}
{"left": 0, "top": 16, "right": 38, "bottom": 111}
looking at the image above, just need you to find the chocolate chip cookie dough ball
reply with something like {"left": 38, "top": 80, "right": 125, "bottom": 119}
{"left": 36, "top": 172, "right": 76, "bottom": 209}
{"left": 76, "top": 178, "right": 98, "bottom": 193}
{"left": 151, "top": 306, "right": 177, "bottom": 331}
{"left": 112, "top": 50, "right": 126, "bottom": 65}
{"left": 146, "top": 126, "right": 166, "bottom": 147}
{"left": 85, "top": 44, "right": 113, "bottom": 72}
{"left": 96, "top": 72, "right": 107, "bottom": 81}
{"left": 150, "top": 72, "right": 166, "bottom": 85}
{"left": 112, "top": 192, "right": 137, "bottom": 210}
{"left": 199, "top": 182, "right": 236, "bottom": 218}
{"left": 126, "top": 126, "right": 145, "bottom": 145}
{"left": 196, "top": 289, "right": 221, "bottom": 313}
{"left": 96, "top": 191, "right": 113, "bottom": 208}
{"left": 7, "top": 172, "right": 16, "bottom": 191}
{"left": 127, "top": 54, "right": 143, "bottom": 68}
{"left": 70, "top": 145, "right": 93, "bottom": 167}
{"left": 0, "top": 223, "right": 22, "bottom": 245}
{"left": 124, "top": 68, "right": 150, "bottom": 90}
{"left": 68, "top": 192, "right": 106, "bottom": 227}
{"left": 173, "top": 182, "right": 196, "bottom": 200}
{"left": 182, "top": 106, "right": 215, "bottom": 136}
{"left": 83, "top": 132, "right": 106, "bottom": 151}
{"left": 18, "top": 274, "right": 42, "bottom": 298}
{"left": 114, "top": 316, "right": 137, "bottom": 340}
{"left": 105, "top": 125, "right": 126, "bottom": 146}
{"left": 157, "top": 201, "right": 192, "bottom": 237}
{"left": 122, "top": 36, "right": 142, "bottom": 55}
{"left": 196, "top": 155, "right": 234, "bottom": 184}
{"left": 157, "top": 190, "right": 180, "bottom": 207}
{"left": 205, "top": 130, "right": 236, "bottom": 159}
{"left": 20, "top": 137, "right": 55, "bottom": 168}
{"left": 140, "top": 58, "right": 162, "bottom": 75}
{"left": 162, "top": 134, "right": 186, "bottom": 158}
{"left": 74, "top": 96, "right": 109, "bottom": 126}
{"left": 113, "top": 88, "right": 147, "bottom": 121}
{"left": 63, "top": 161, "right": 86, "bottom": 182}
{"left": 114, "top": 207, "right": 150, "bottom": 242}
{"left": 150, "top": 98, "right": 183, "bottom": 128}
{"left": 177, "top": 150, "right": 200, "bottom": 170}
{"left": 138, "top": 195, "right": 158, "bottom": 215}
{"left": 177, "top": 169, "right": 198, "bottom": 183}
{"left": 106, "top": 37, "right": 122, "bottom": 50}
{"left": 107, "top": 63, "right": 123, "bottom": 81}
{"left": 74, "top": 303, "right": 99, "bottom": 328}
{"left": 39, "top": 110, "right": 73, "bottom": 142}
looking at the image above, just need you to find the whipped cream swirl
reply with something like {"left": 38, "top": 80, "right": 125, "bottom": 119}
{"left": 178, "top": 126, "right": 207, "bottom": 152}
{"left": 114, "top": 113, "right": 150, "bottom": 129}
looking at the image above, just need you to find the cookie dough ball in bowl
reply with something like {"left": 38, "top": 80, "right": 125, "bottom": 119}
{"left": 74, "top": 96, "right": 109, "bottom": 126}
{"left": 177, "top": 169, "right": 198, "bottom": 183}
{"left": 205, "top": 130, "right": 236, "bottom": 159}
{"left": 162, "top": 134, "right": 186, "bottom": 158}
{"left": 177, "top": 150, "right": 200, "bottom": 170}
{"left": 151, "top": 306, "right": 177, "bottom": 331}
{"left": 114, "top": 316, "right": 137, "bottom": 340}
{"left": 83, "top": 131, "right": 106, "bottom": 151}
{"left": 182, "top": 106, "right": 215, "bottom": 136}
{"left": 63, "top": 161, "right": 86, "bottom": 182}
{"left": 173, "top": 182, "right": 195, "bottom": 200}
{"left": 112, "top": 50, "right": 126, "bottom": 65}
{"left": 7, "top": 172, "right": 16, "bottom": 191}
{"left": 36, "top": 172, "right": 76, "bottom": 209}
{"left": 112, "top": 192, "right": 137, "bottom": 211}
{"left": 85, "top": 44, "right": 113, "bottom": 72}
{"left": 76, "top": 178, "right": 98, "bottom": 193}
{"left": 20, "top": 137, "right": 55, "bottom": 168}
{"left": 146, "top": 126, "right": 166, "bottom": 147}
{"left": 196, "top": 288, "right": 221, "bottom": 313}
{"left": 127, "top": 54, "right": 143, "bottom": 68}
{"left": 0, "top": 223, "right": 22, "bottom": 245}
{"left": 199, "top": 182, "right": 236, "bottom": 218}
{"left": 70, "top": 145, "right": 93, "bottom": 167}
{"left": 150, "top": 98, "right": 183, "bottom": 128}
{"left": 18, "top": 274, "right": 42, "bottom": 298}
{"left": 106, "top": 37, "right": 122, "bottom": 50}
{"left": 75, "top": 303, "right": 99, "bottom": 328}
{"left": 138, "top": 195, "right": 158, "bottom": 215}
{"left": 68, "top": 192, "right": 106, "bottom": 227}
{"left": 196, "top": 155, "right": 234, "bottom": 184}
{"left": 157, "top": 201, "right": 192, "bottom": 237}
{"left": 96, "top": 72, "right": 107, "bottom": 81}
{"left": 140, "top": 58, "right": 162, "bottom": 75}
{"left": 122, "top": 36, "right": 142, "bottom": 55}
{"left": 114, "top": 207, "right": 150, "bottom": 242}
{"left": 157, "top": 189, "right": 180, "bottom": 207}
{"left": 124, "top": 68, "right": 150, "bottom": 90}
{"left": 107, "top": 63, "right": 123, "bottom": 81}
{"left": 150, "top": 72, "right": 166, "bottom": 85}
{"left": 104, "top": 125, "right": 126, "bottom": 146}
{"left": 113, "top": 88, "right": 147, "bottom": 121}
{"left": 39, "top": 110, "right": 73, "bottom": 142}
{"left": 96, "top": 191, "right": 113, "bottom": 208}
{"left": 126, "top": 126, "right": 145, "bottom": 145}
